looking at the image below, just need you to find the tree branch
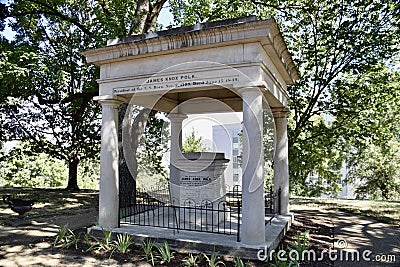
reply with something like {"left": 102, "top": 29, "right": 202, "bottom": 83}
{"left": 146, "top": 0, "right": 168, "bottom": 32}
{"left": 10, "top": 3, "right": 92, "bottom": 36}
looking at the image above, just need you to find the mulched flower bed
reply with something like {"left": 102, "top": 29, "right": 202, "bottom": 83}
{"left": 52, "top": 209, "right": 334, "bottom": 266}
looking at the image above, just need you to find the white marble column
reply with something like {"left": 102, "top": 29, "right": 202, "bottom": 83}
{"left": 239, "top": 87, "right": 265, "bottom": 245}
{"left": 168, "top": 113, "right": 187, "bottom": 204}
{"left": 97, "top": 98, "right": 121, "bottom": 228}
{"left": 273, "top": 108, "right": 290, "bottom": 215}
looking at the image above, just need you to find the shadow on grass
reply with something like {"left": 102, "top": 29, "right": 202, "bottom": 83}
{"left": 0, "top": 187, "right": 99, "bottom": 246}
{"left": 291, "top": 197, "right": 400, "bottom": 225}
{"left": 0, "top": 187, "right": 98, "bottom": 221}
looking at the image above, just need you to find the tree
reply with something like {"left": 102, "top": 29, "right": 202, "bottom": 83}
{"left": 0, "top": 0, "right": 167, "bottom": 190}
{"left": 130, "top": 112, "right": 170, "bottom": 191}
{"left": 263, "top": 112, "right": 275, "bottom": 187}
{"left": 169, "top": 0, "right": 400, "bottom": 196}
{"left": 0, "top": 142, "right": 67, "bottom": 188}
{"left": 347, "top": 139, "right": 400, "bottom": 200}
{"left": 182, "top": 128, "right": 208, "bottom": 153}
{"left": 341, "top": 66, "right": 400, "bottom": 200}
{"left": 138, "top": 112, "right": 170, "bottom": 177}
{"left": 0, "top": 141, "right": 101, "bottom": 189}
{"left": 2, "top": 0, "right": 399, "bottom": 197}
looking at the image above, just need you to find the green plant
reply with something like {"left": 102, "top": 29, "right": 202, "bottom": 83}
{"left": 53, "top": 225, "right": 69, "bottom": 247}
{"left": 113, "top": 233, "right": 134, "bottom": 254}
{"left": 270, "top": 246, "right": 300, "bottom": 267}
{"left": 234, "top": 257, "right": 244, "bottom": 267}
{"left": 82, "top": 233, "right": 92, "bottom": 246}
{"left": 202, "top": 252, "right": 225, "bottom": 267}
{"left": 182, "top": 253, "right": 199, "bottom": 267}
{"left": 63, "top": 230, "right": 81, "bottom": 250}
{"left": 142, "top": 239, "right": 155, "bottom": 266}
{"left": 53, "top": 225, "right": 81, "bottom": 250}
{"left": 101, "top": 228, "right": 113, "bottom": 250}
{"left": 270, "top": 253, "right": 284, "bottom": 267}
{"left": 289, "top": 231, "right": 309, "bottom": 256}
{"left": 270, "top": 231, "right": 310, "bottom": 267}
{"left": 155, "top": 240, "right": 174, "bottom": 263}
{"left": 86, "top": 228, "right": 113, "bottom": 252}
{"left": 270, "top": 252, "right": 296, "bottom": 267}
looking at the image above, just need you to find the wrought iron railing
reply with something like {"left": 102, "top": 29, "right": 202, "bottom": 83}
{"left": 226, "top": 185, "right": 281, "bottom": 224}
{"left": 119, "top": 187, "right": 240, "bottom": 238}
{"left": 119, "top": 184, "right": 281, "bottom": 242}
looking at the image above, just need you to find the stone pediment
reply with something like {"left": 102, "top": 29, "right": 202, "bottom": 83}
{"left": 83, "top": 16, "right": 298, "bottom": 87}
{"left": 84, "top": 16, "right": 299, "bottom": 114}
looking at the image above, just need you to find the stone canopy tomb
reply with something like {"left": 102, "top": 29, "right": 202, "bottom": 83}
{"left": 83, "top": 16, "right": 298, "bottom": 249}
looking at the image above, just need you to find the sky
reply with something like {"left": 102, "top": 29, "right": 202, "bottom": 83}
{"left": 2, "top": 26, "right": 15, "bottom": 41}
{"left": 158, "top": 4, "right": 175, "bottom": 28}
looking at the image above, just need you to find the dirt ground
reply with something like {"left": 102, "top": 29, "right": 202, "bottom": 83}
{"left": 0, "top": 187, "right": 98, "bottom": 246}
{"left": 1, "top": 187, "right": 398, "bottom": 266}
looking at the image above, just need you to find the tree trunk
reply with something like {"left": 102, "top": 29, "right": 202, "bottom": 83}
{"left": 119, "top": 106, "right": 152, "bottom": 206}
{"left": 119, "top": 104, "right": 136, "bottom": 206}
{"left": 66, "top": 158, "right": 80, "bottom": 191}
{"left": 118, "top": 0, "right": 166, "bottom": 208}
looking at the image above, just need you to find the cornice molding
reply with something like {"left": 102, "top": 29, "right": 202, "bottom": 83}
{"left": 93, "top": 95, "right": 127, "bottom": 105}
{"left": 271, "top": 107, "right": 290, "bottom": 118}
{"left": 82, "top": 18, "right": 299, "bottom": 85}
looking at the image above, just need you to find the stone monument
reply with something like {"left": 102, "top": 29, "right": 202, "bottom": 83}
{"left": 170, "top": 152, "right": 229, "bottom": 225}
{"left": 84, "top": 16, "right": 298, "bottom": 246}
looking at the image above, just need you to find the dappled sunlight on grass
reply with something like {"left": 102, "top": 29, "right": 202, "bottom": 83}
{"left": 0, "top": 187, "right": 98, "bottom": 224}
{"left": 291, "top": 197, "right": 400, "bottom": 224}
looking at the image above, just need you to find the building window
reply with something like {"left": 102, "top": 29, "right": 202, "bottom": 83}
{"left": 233, "top": 156, "right": 238, "bottom": 163}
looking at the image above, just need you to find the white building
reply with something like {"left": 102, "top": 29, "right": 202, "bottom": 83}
{"left": 336, "top": 162, "right": 357, "bottom": 199}
{"left": 212, "top": 123, "right": 242, "bottom": 191}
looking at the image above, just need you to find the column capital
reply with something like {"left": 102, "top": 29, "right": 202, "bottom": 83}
{"left": 271, "top": 107, "right": 290, "bottom": 118}
{"left": 94, "top": 95, "right": 126, "bottom": 106}
{"left": 167, "top": 113, "right": 188, "bottom": 122}
{"left": 235, "top": 86, "right": 262, "bottom": 97}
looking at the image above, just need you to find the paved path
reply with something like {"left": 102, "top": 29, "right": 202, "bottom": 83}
{"left": 332, "top": 211, "right": 399, "bottom": 267}
{"left": 0, "top": 211, "right": 113, "bottom": 267}
{"left": 292, "top": 207, "right": 399, "bottom": 267}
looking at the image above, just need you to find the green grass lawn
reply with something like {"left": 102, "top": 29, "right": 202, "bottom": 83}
{"left": 0, "top": 187, "right": 98, "bottom": 225}
{"left": 291, "top": 197, "right": 400, "bottom": 225}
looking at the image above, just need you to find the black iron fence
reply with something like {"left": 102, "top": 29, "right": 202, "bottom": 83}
{"left": 226, "top": 185, "right": 281, "bottom": 225}
{"left": 119, "top": 184, "right": 281, "bottom": 242}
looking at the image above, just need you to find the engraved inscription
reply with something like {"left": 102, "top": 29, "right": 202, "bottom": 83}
{"left": 179, "top": 169, "right": 225, "bottom": 205}
{"left": 114, "top": 74, "right": 239, "bottom": 94}
{"left": 180, "top": 174, "right": 213, "bottom": 187}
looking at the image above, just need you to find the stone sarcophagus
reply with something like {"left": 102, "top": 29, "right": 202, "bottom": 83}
{"left": 170, "top": 152, "right": 229, "bottom": 224}
{"left": 170, "top": 152, "right": 229, "bottom": 206}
